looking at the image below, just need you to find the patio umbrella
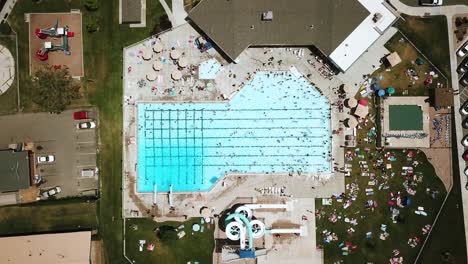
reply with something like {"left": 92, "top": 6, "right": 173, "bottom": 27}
{"left": 346, "top": 98, "right": 358, "bottom": 108}
{"left": 153, "top": 42, "right": 163, "bottom": 53}
{"left": 146, "top": 71, "right": 157, "bottom": 81}
{"left": 387, "top": 87, "right": 396, "bottom": 95}
{"left": 153, "top": 61, "right": 163, "bottom": 71}
{"left": 345, "top": 116, "right": 359, "bottom": 128}
{"left": 142, "top": 48, "right": 152, "bottom": 60}
{"left": 170, "top": 49, "right": 181, "bottom": 60}
{"left": 178, "top": 57, "right": 188, "bottom": 68}
{"left": 372, "top": 83, "right": 380, "bottom": 91}
{"left": 378, "top": 89, "right": 386, "bottom": 97}
{"left": 358, "top": 99, "right": 368, "bottom": 106}
{"left": 342, "top": 84, "right": 353, "bottom": 94}
{"left": 171, "top": 70, "right": 182, "bottom": 80}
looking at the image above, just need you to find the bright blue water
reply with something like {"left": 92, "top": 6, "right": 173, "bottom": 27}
{"left": 198, "top": 59, "right": 222, "bottom": 79}
{"left": 137, "top": 71, "right": 331, "bottom": 192}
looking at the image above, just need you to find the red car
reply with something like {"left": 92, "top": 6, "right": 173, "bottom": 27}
{"left": 73, "top": 111, "right": 95, "bottom": 120}
{"left": 463, "top": 149, "right": 468, "bottom": 161}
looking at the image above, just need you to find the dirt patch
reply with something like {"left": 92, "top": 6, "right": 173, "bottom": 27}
{"left": 29, "top": 13, "right": 84, "bottom": 77}
{"left": 422, "top": 148, "right": 452, "bottom": 191}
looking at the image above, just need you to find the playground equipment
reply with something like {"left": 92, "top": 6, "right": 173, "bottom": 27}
{"left": 35, "top": 20, "right": 74, "bottom": 61}
{"left": 35, "top": 20, "right": 74, "bottom": 39}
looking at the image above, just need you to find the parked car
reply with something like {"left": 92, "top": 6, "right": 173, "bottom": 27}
{"left": 41, "top": 186, "right": 61, "bottom": 198}
{"left": 465, "top": 167, "right": 468, "bottom": 177}
{"left": 73, "top": 111, "right": 95, "bottom": 120}
{"left": 76, "top": 121, "right": 96, "bottom": 129}
{"left": 458, "top": 41, "right": 468, "bottom": 57}
{"left": 37, "top": 154, "right": 55, "bottom": 164}
{"left": 463, "top": 135, "right": 468, "bottom": 147}
{"left": 463, "top": 149, "right": 468, "bottom": 161}
{"left": 460, "top": 73, "right": 468, "bottom": 87}
{"left": 458, "top": 57, "right": 468, "bottom": 75}
{"left": 461, "top": 100, "right": 468, "bottom": 115}
{"left": 463, "top": 117, "right": 468, "bottom": 129}
{"left": 419, "top": 0, "right": 442, "bottom": 6}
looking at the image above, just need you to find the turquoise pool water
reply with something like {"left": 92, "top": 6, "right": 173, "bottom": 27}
{"left": 198, "top": 59, "right": 222, "bottom": 79}
{"left": 137, "top": 71, "right": 331, "bottom": 192}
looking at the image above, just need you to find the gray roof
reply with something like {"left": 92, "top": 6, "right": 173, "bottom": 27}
{"left": 122, "top": 0, "right": 142, "bottom": 23}
{"left": 0, "top": 151, "right": 31, "bottom": 192}
{"left": 188, "top": 0, "right": 370, "bottom": 61}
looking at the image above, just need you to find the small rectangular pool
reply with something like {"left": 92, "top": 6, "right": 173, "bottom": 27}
{"left": 389, "top": 105, "right": 423, "bottom": 131}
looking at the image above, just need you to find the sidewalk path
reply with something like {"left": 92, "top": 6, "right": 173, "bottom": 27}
{"left": 158, "top": 0, "right": 176, "bottom": 27}
{"left": 172, "top": 0, "right": 188, "bottom": 26}
{"left": 388, "top": 0, "right": 468, "bottom": 261}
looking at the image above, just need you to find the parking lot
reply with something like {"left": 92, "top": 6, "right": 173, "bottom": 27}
{"left": 0, "top": 109, "right": 98, "bottom": 197}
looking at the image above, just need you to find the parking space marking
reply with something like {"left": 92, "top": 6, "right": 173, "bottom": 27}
{"left": 76, "top": 141, "right": 95, "bottom": 144}
{"left": 77, "top": 152, "right": 98, "bottom": 155}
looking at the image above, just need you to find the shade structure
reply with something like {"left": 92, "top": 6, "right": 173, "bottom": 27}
{"left": 142, "top": 48, "right": 152, "bottom": 60}
{"left": 342, "top": 84, "right": 353, "bottom": 94}
{"left": 171, "top": 70, "right": 182, "bottom": 80}
{"left": 146, "top": 71, "right": 157, "bottom": 81}
{"left": 192, "top": 224, "right": 201, "bottom": 232}
{"left": 358, "top": 99, "right": 368, "bottom": 106}
{"left": 345, "top": 116, "right": 359, "bottom": 128}
{"left": 346, "top": 98, "right": 358, "bottom": 108}
{"left": 386, "top": 52, "right": 402, "bottom": 67}
{"left": 387, "top": 87, "right": 395, "bottom": 95}
{"left": 170, "top": 49, "right": 181, "bottom": 60}
{"left": 153, "top": 61, "right": 163, "bottom": 71}
{"left": 354, "top": 103, "right": 369, "bottom": 118}
{"left": 378, "top": 89, "right": 386, "bottom": 97}
{"left": 178, "top": 57, "right": 188, "bottom": 68}
{"left": 153, "top": 42, "right": 163, "bottom": 53}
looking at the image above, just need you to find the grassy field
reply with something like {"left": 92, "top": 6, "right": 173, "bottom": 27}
{"left": 371, "top": 31, "right": 447, "bottom": 97}
{"left": 125, "top": 218, "right": 215, "bottom": 264}
{"left": 417, "top": 112, "right": 468, "bottom": 264}
{"left": 0, "top": 34, "right": 18, "bottom": 114}
{"left": 3, "top": 0, "right": 168, "bottom": 263}
{"left": 0, "top": 200, "right": 97, "bottom": 235}
{"left": 316, "top": 99, "right": 447, "bottom": 263}
{"left": 395, "top": 15, "right": 451, "bottom": 80}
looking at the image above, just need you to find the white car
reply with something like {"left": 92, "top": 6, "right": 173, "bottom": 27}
{"left": 458, "top": 41, "right": 468, "bottom": 57}
{"left": 76, "top": 121, "right": 96, "bottom": 129}
{"left": 465, "top": 167, "right": 468, "bottom": 177}
{"left": 37, "top": 154, "right": 55, "bottom": 164}
{"left": 463, "top": 135, "right": 468, "bottom": 147}
{"left": 420, "top": 0, "right": 443, "bottom": 6}
{"left": 461, "top": 101, "right": 468, "bottom": 115}
{"left": 41, "top": 186, "right": 61, "bottom": 198}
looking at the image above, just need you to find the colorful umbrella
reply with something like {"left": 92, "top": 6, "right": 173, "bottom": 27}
{"left": 387, "top": 87, "right": 395, "bottom": 95}
{"left": 378, "top": 89, "right": 385, "bottom": 97}
{"left": 372, "top": 83, "right": 380, "bottom": 91}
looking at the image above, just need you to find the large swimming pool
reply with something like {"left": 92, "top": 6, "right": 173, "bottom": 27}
{"left": 137, "top": 71, "right": 331, "bottom": 192}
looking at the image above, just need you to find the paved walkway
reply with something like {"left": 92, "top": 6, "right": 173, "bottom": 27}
{"left": 158, "top": 0, "right": 176, "bottom": 26}
{"left": 172, "top": 0, "right": 188, "bottom": 26}
{"left": 388, "top": 0, "right": 468, "bottom": 261}
{"left": 0, "top": 0, "right": 16, "bottom": 24}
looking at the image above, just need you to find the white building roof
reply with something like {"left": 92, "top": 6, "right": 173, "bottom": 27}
{"left": 329, "top": 0, "right": 397, "bottom": 71}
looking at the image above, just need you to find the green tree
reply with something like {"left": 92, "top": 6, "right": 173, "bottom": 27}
{"left": 86, "top": 17, "right": 99, "bottom": 33}
{"left": 156, "top": 225, "right": 178, "bottom": 242}
{"left": 84, "top": 0, "right": 99, "bottom": 11}
{"left": 30, "top": 66, "right": 80, "bottom": 113}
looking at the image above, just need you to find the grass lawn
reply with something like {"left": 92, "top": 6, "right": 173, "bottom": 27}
{"left": 125, "top": 218, "right": 215, "bottom": 264}
{"left": 315, "top": 99, "right": 447, "bottom": 263}
{"left": 417, "top": 112, "right": 468, "bottom": 264}
{"left": 0, "top": 34, "right": 18, "bottom": 114}
{"left": 395, "top": 15, "right": 451, "bottom": 80}
{"left": 0, "top": 200, "right": 97, "bottom": 235}
{"left": 4, "top": 0, "right": 169, "bottom": 263}
{"left": 371, "top": 31, "right": 447, "bottom": 97}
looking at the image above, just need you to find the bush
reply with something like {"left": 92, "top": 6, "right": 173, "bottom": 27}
{"left": 29, "top": 66, "right": 80, "bottom": 113}
{"left": 84, "top": 0, "right": 99, "bottom": 11}
{"left": 156, "top": 225, "right": 178, "bottom": 242}
{"left": 86, "top": 17, "right": 99, "bottom": 33}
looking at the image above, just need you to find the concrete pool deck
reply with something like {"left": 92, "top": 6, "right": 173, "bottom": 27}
{"left": 120, "top": 22, "right": 386, "bottom": 264}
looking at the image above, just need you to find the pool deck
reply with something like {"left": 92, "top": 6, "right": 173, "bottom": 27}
{"left": 122, "top": 23, "right": 359, "bottom": 263}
